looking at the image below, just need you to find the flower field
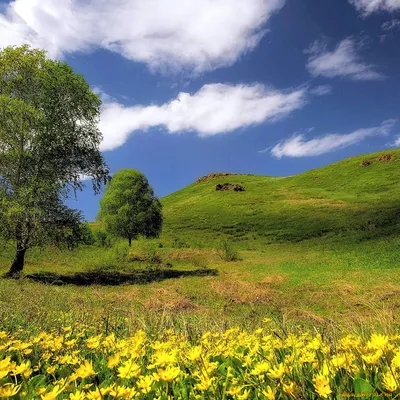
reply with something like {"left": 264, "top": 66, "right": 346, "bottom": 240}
{"left": 0, "top": 318, "right": 399, "bottom": 399}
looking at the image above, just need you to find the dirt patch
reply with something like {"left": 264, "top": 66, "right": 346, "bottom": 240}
{"left": 216, "top": 183, "right": 245, "bottom": 192}
{"left": 376, "top": 153, "right": 396, "bottom": 162}
{"left": 212, "top": 280, "right": 277, "bottom": 305}
{"left": 144, "top": 288, "right": 196, "bottom": 311}
{"left": 360, "top": 160, "right": 372, "bottom": 167}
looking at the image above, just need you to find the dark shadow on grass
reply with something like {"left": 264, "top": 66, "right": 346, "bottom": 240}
{"left": 24, "top": 268, "right": 218, "bottom": 286}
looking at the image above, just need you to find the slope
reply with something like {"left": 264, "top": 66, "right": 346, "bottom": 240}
{"left": 161, "top": 149, "right": 400, "bottom": 246}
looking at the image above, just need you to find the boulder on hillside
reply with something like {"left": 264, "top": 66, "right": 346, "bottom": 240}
{"left": 216, "top": 183, "right": 245, "bottom": 192}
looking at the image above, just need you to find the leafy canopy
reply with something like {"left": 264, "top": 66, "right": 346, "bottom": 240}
{"left": 99, "top": 169, "right": 163, "bottom": 245}
{"left": 0, "top": 45, "right": 109, "bottom": 272}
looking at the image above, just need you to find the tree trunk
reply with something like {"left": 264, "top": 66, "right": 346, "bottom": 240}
{"left": 128, "top": 237, "right": 132, "bottom": 247}
{"left": 7, "top": 246, "right": 26, "bottom": 277}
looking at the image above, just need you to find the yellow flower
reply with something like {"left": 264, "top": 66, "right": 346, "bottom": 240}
{"left": 251, "top": 361, "right": 269, "bottom": 376}
{"left": 362, "top": 350, "right": 383, "bottom": 365}
{"left": 391, "top": 351, "right": 400, "bottom": 370}
{"left": 69, "top": 391, "right": 86, "bottom": 400}
{"left": 86, "top": 335, "right": 102, "bottom": 349}
{"left": 187, "top": 346, "right": 202, "bottom": 362}
{"left": 47, "top": 365, "right": 57, "bottom": 375}
{"left": 107, "top": 354, "right": 120, "bottom": 368}
{"left": 158, "top": 365, "right": 181, "bottom": 382}
{"left": 313, "top": 374, "right": 332, "bottom": 398}
{"left": 75, "top": 360, "right": 96, "bottom": 379}
{"left": 118, "top": 359, "right": 141, "bottom": 379}
{"left": 0, "top": 356, "right": 13, "bottom": 379}
{"left": 283, "top": 382, "right": 298, "bottom": 398}
{"left": 262, "top": 386, "right": 275, "bottom": 400}
{"left": 0, "top": 384, "right": 21, "bottom": 398}
{"left": 367, "top": 334, "right": 389, "bottom": 351}
{"left": 268, "top": 363, "right": 285, "bottom": 379}
{"left": 137, "top": 375, "right": 154, "bottom": 393}
{"left": 41, "top": 385, "right": 63, "bottom": 400}
{"left": 195, "top": 376, "right": 214, "bottom": 391}
{"left": 13, "top": 360, "right": 32, "bottom": 378}
{"left": 382, "top": 371, "right": 398, "bottom": 392}
{"left": 238, "top": 389, "right": 250, "bottom": 400}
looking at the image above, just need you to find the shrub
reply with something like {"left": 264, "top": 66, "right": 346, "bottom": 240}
{"left": 217, "top": 238, "right": 240, "bottom": 261}
{"left": 112, "top": 242, "right": 130, "bottom": 263}
{"left": 94, "top": 231, "right": 112, "bottom": 248}
{"left": 136, "top": 238, "right": 162, "bottom": 269}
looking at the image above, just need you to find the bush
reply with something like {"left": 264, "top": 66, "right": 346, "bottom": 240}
{"left": 217, "top": 238, "right": 240, "bottom": 261}
{"left": 94, "top": 231, "right": 112, "bottom": 248}
{"left": 136, "top": 238, "right": 162, "bottom": 269}
{"left": 112, "top": 242, "right": 130, "bottom": 263}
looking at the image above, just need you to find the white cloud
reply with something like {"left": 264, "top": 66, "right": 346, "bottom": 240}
{"left": 382, "top": 19, "right": 400, "bottom": 30}
{"left": 98, "top": 83, "right": 308, "bottom": 151}
{"left": 388, "top": 136, "right": 400, "bottom": 147}
{"left": 306, "top": 38, "right": 383, "bottom": 80}
{"left": 0, "top": 0, "right": 284, "bottom": 73}
{"left": 309, "top": 85, "right": 332, "bottom": 96}
{"left": 270, "top": 119, "right": 396, "bottom": 158}
{"left": 350, "top": 0, "right": 400, "bottom": 15}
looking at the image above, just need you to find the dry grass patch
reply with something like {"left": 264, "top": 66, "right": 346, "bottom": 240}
{"left": 144, "top": 288, "right": 196, "bottom": 311}
{"left": 211, "top": 280, "right": 278, "bottom": 305}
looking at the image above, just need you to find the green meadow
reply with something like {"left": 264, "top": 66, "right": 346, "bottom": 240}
{"left": 1, "top": 149, "right": 400, "bottom": 335}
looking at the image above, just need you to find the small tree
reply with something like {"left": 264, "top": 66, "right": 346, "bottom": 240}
{"left": 99, "top": 169, "right": 163, "bottom": 246}
{"left": 0, "top": 45, "right": 109, "bottom": 276}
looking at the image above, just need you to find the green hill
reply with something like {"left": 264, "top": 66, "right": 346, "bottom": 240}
{"left": 162, "top": 149, "right": 400, "bottom": 246}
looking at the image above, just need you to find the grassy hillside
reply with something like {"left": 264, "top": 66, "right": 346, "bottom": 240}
{"left": 1, "top": 149, "right": 400, "bottom": 335}
{"left": 162, "top": 149, "right": 400, "bottom": 245}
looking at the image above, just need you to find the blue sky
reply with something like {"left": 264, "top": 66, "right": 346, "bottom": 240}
{"left": 1, "top": 0, "right": 400, "bottom": 220}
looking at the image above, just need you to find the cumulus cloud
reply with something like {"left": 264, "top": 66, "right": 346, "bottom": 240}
{"left": 306, "top": 38, "right": 383, "bottom": 80}
{"left": 98, "top": 83, "right": 308, "bottom": 151}
{"left": 0, "top": 0, "right": 284, "bottom": 73}
{"left": 270, "top": 119, "right": 396, "bottom": 158}
{"left": 388, "top": 136, "right": 400, "bottom": 147}
{"left": 350, "top": 0, "right": 400, "bottom": 15}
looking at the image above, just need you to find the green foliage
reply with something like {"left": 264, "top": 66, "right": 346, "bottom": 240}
{"left": 217, "top": 238, "right": 240, "bottom": 261}
{"left": 99, "top": 169, "right": 163, "bottom": 246}
{"left": 94, "top": 231, "right": 112, "bottom": 248}
{"left": 0, "top": 45, "right": 109, "bottom": 274}
{"left": 135, "top": 237, "right": 163, "bottom": 268}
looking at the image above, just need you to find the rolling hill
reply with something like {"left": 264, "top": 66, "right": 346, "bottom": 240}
{"left": 161, "top": 149, "right": 400, "bottom": 246}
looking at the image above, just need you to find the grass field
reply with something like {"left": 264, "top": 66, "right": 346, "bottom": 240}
{"left": 1, "top": 150, "right": 400, "bottom": 398}
{"left": 1, "top": 149, "right": 400, "bottom": 335}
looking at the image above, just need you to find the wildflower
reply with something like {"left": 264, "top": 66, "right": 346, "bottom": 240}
{"left": 69, "top": 391, "right": 86, "bottom": 400}
{"left": 47, "top": 365, "right": 57, "bottom": 374}
{"left": 137, "top": 375, "right": 154, "bottom": 393}
{"left": 41, "top": 385, "right": 63, "bottom": 400}
{"left": 12, "top": 360, "right": 32, "bottom": 378}
{"left": 0, "top": 384, "right": 21, "bottom": 398}
{"left": 107, "top": 354, "right": 120, "bottom": 368}
{"left": 158, "top": 365, "right": 181, "bottom": 381}
{"left": 382, "top": 371, "right": 398, "bottom": 392}
{"left": 195, "top": 375, "right": 214, "bottom": 391}
{"left": 251, "top": 361, "right": 269, "bottom": 376}
{"left": 283, "top": 382, "right": 298, "bottom": 398}
{"left": 367, "top": 334, "right": 389, "bottom": 351}
{"left": 75, "top": 360, "right": 96, "bottom": 379}
{"left": 187, "top": 346, "right": 202, "bottom": 362}
{"left": 313, "top": 374, "right": 332, "bottom": 398}
{"left": 118, "top": 359, "right": 141, "bottom": 379}
{"left": 268, "top": 363, "right": 285, "bottom": 379}
{"left": 262, "top": 386, "right": 275, "bottom": 400}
